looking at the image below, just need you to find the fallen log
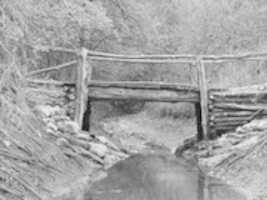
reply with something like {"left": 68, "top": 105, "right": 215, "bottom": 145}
{"left": 0, "top": 184, "right": 21, "bottom": 199}
{"left": 75, "top": 146, "right": 104, "bottom": 165}
{"left": 210, "top": 92, "right": 267, "bottom": 98}
{"left": 210, "top": 116, "right": 256, "bottom": 123}
{"left": 0, "top": 168, "right": 44, "bottom": 200}
{"left": 210, "top": 121, "right": 246, "bottom": 127}
{"left": 89, "top": 56, "right": 195, "bottom": 63}
{"left": 27, "top": 79, "right": 75, "bottom": 87}
{"left": 210, "top": 97, "right": 260, "bottom": 104}
{"left": 210, "top": 111, "right": 261, "bottom": 118}
{"left": 210, "top": 103, "right": 267, "bottom": 111}
{"left": 209, "top": 109, "right": 263, "bottom": 131}
{"left": 214, "top": 127, "right": 236, "bottom": 132}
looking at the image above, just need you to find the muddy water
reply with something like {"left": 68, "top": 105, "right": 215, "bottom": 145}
{"left": 83, "top": 152, "right": 247, "bottom": 200}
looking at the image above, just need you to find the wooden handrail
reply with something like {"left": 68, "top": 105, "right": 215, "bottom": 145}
{"left": 27, "top": 60, "right": 78, "bottom": 76}
{"left": 87, "top": 49, "right": 267, "bottom": 60}
{"left": 89, "top": 56, "right": 195, "bottom": 63}
{"left": 30, "top": 45, "right": 267, "bottom": 61}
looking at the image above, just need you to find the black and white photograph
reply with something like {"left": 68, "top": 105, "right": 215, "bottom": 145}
{"left": 1, "top": 0, "right": 267, "bottom": 199}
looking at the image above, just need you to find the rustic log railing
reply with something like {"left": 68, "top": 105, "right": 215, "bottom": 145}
{"left": 27, "top": 46, "right": 267, "bottom": 140}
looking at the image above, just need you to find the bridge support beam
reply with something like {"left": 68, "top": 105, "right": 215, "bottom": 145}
{"left": 75, "top": 48, "right": 91, "bottom": 130}
{"left": 197, "top": 58, "right": 209, "bottom": 139}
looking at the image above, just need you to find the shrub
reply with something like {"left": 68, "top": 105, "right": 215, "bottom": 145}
{"left": 145, "top": 102, "right": 195, "bottom": 119}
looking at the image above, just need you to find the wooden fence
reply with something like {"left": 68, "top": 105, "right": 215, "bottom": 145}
{"left": 27, "top": 46, "right": 267, "bottom": 140}
{"left": 208, "top": 84, "right": 267, "bottom": 135}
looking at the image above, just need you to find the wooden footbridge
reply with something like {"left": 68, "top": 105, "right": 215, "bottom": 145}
{"left": 27, "top": 47, "right": 267, "bottom": 140}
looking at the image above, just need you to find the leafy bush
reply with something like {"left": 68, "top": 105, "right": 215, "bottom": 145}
{"left": 111, "top": 100, "right": 145, "bottom": 114}
{"left": 2, "top": 0, "right": 113, "bottom": 46}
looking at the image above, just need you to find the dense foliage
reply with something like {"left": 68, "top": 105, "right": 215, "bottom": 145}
{"left": 1, "top": 0, "right": 267, "bottom": 112}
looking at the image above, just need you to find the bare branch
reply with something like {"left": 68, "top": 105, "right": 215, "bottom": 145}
{"left": 27, "top": 60, "right": 78, "bottom": 77}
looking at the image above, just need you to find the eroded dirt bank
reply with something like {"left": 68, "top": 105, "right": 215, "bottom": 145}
{"left": 3, "top": 99, "right": 266, "bottom": 200}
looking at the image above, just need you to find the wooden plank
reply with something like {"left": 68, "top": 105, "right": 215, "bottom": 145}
{"left": 87, "top": 87, "right": 199, "bottom": 102}
{"left": 210, "top": 116, "right": 257, "bottom": 123}
{"left": 210, "top": 112, "right": 267, "bottom": 119}
{"left": 210, "top": 121, "right": 245, "bottom": 126}
{"left": 90, "top": 56, "right": 195, "bottom": 63}
{"left": 211, "top": 103, "right": 267, "bottom": 111}
{"left": 75, "top": 48, "right": 88, "bottom": 128}
{"left": 197, "top": 58, "right": 209, "bottom": 139}
{"left": 32, "top": 46, "right": 267, "bottom": 62}
{"left": 74, "top": 50, "right": 83, "bottom": 126}
{"left": 26, "top": 79, "right": 75, "bottom": 86}
{"left": 210, "top": 83, "right": 267, "bottom": 94}
{"left": 87, "top": 81, "right": 199, "bottom": 92}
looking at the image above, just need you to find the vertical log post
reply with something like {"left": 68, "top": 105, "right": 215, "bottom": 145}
{"left": 82, "top": 50, "right": 93, "bottom": 131}
{"left": 195, "top": 102, "right": 203, "bottom": 140}
{"left": 75, "top": 48, "right": 89, "bottom": 128}
{"left": 197, "top": 58, "right": 209, "bottom": 139}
